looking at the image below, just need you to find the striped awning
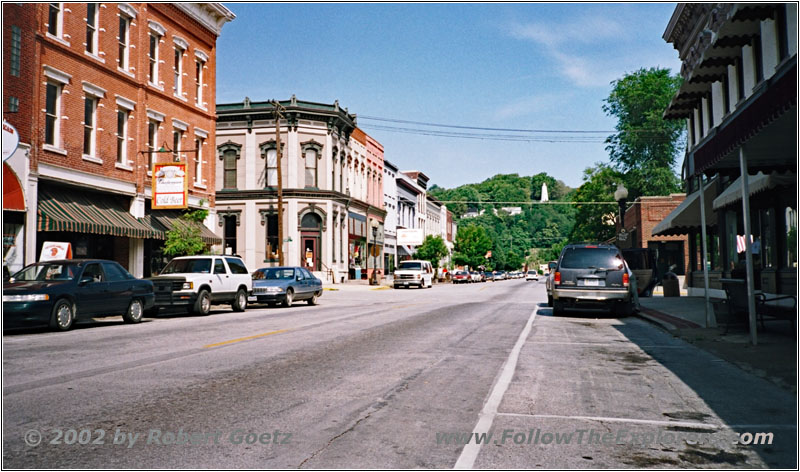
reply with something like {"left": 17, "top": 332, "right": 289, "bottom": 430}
{"left": 145, "top": 211, "right": 222, "bottom": 245}
{"left": 37, "top": 186, "right": 159, "bottom": 239}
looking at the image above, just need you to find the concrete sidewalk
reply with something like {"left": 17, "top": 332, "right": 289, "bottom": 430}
{"left": 637, "top": 294, "right": 797, "bottom": 394}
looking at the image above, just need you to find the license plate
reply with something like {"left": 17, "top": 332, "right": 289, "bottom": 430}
{"left": 583, "top": 279, "right": 600, "bottom": 286}
{"left": 404, "top": 282, "right": 409, "bottom": 286}
{"left": 248, "top": 296, "right": 257, "bottom": 302}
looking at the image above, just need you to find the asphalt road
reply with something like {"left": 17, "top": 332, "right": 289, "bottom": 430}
{"left": 2, "top": 279, "right": 796, "bottom": 468}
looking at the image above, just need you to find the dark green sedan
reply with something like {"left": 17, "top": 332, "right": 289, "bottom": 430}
{"left": 3, "top": 259, "right": 154, "bottom": 331}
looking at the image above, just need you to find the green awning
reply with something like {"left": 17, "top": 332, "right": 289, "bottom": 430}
{"left": 145, "top": 211, "right": 222, "bottom": 245}
{"left": 37, "top": 186, "right": 159, "bottom": 239}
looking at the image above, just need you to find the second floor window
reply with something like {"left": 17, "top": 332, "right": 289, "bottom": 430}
{"left": 266, "top": 148, "right": 278, "bottom": 187}
{"left": 195, "top": 59, "right": 204, "bottom": 106}
{"left": 304, "top": 148, "right": 317, "bottom": 188}
{"left": 118, "top": 15, "right": 130, "bottom": 69}
{"left": 147, "top": 120, "right": 158, "bottom": 170}
{"left": 172, "top": 129, "right": 182, "bottom": 162}
{"left": 223, "top": 150, "right": 237, "bottom": 189}
{"left": 148, "top": 33, "right": 159, "bottom": 84}
{"left": 44, "top": 83, "right": 61, "bottom": 146}
{"left": 83, "top": 96, "right": 97, "bottom": 156}
{"left": 48, "top": 3, "right": 61, "bottom": 37}
{"left": 194, "top": 137, "right": 203, "bottom": 184}
{"left": 173, "top": 47, "right": 184, "bottom": 96}
{"left": 86, "top": 3, "right": 98, "bottom": 54}
{"left": 116, "top": 108, "right": 128, "bottom": 164}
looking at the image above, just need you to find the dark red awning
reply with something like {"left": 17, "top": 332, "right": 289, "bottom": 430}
{"left": 3, "top": 163, "right": 25, "bottom": 211}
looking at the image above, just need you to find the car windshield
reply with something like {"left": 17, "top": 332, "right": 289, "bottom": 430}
{"left": 560, "top": 248, "right": 624, "bottom": 270}
{"left": 161, "top": 258, "right": 212, "bottom": 274}
{"left": 11, "top": 262, "right": 80, "bottom": 281}
{"left": 527, "top": 271, "right": 536, "bottom": 274}
{"left": 398, "top": 262, "right": 422, "bottom": 270}
{"left": 253, "top": 268, "right": 294, "bottom": 280}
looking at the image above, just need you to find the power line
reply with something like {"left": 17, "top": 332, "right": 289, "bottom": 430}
{"left": 360, "top": 124, "right": 607, "bottom": 143}
{"left": 359, "top": 115, "right": 613, "bottom": 134}
{"left": 434, "top": 200, "right": 640, "bottom": 205}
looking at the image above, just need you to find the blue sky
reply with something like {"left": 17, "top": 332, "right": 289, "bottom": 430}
{"left": 216, "top": 3, "right": 682, "bottom": 190}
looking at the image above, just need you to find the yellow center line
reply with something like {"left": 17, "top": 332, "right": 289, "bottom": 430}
{"left": 203, "top": 329, "right": 289, "bottom": 348}
{"left": 479, "top": 286, "right": 488, "bottom": 291}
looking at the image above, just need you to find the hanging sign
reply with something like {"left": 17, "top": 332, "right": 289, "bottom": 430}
{"left": 2, "top": 120, "right": 20, "bottom": 161}
{"left": 40, "top": 242, "right": 72, "bottom": 261}
{"left": 152, "top": 163, "right": 188, "bottom": 209}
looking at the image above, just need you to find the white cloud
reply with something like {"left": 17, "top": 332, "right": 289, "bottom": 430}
{"left": 492, "top": 93, "right": 565, "bottom": 121}
{"left": 509, "top": 15, "right": 625, "bottom": 47}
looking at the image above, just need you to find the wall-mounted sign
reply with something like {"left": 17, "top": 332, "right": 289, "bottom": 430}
{"left": 2, "top": 120, "right": 20, "bottom": 161}
{"left": 152, "top": 163, "right": 188, "bottom": 209}
{"left": 40, "top": 242, "right": 72, "bottom": 261}
{"left": 397, "top": 228, "right": 424, "bottom": 246}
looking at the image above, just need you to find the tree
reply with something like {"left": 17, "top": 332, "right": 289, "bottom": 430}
{"left": 568, "top": 164, "right": 623, "bottom": 243}
{"left": 603, "top": 67, "right": 685, "bottom": 198}
{"left": 453, "top": 225, "right": 493, "bottom": 269}
{"left": 415, "top": 235, "right": 449, "bottom": 270}
{"left": 163, "top": 207, "right": 209, "bottom": 257}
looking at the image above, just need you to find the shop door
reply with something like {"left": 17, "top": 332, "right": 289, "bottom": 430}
{"left": 302, "top": 235, "right": 319, "bottom": 271}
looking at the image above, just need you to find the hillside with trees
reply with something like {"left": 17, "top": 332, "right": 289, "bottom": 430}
{"left": 429, "top": 173, "right": 574, "bottom": 271}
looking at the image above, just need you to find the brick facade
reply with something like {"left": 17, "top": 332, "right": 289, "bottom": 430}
{"left": 5, "top": 3, "right": 234, "bottom": 275}
{"left": 622, "top": 194, "right": 690, "bottom": 274}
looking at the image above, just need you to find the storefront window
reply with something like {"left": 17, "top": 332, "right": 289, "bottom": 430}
{"left": 786, "top": 207, "right": 797, "bottom": 268}
{"left": 3, "top": 216, "right": 25, "bottom": 278}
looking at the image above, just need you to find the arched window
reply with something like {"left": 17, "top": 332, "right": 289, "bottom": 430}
{"left": 301, "top": 212, "right": 322, "bottom": 230}
{"left": 301, "top": 140, "right": 323, "bottom": 188}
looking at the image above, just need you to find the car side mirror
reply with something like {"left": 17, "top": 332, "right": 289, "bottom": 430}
{"left": 79, "top": 276, "right": 93, "bottom": 285}
{"left": 296, "top": 275, "right": 302, "bottom": 281}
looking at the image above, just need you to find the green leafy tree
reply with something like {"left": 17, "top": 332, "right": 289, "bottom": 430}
{"left": 415, "top": 235, "right": 449, "bottom": 270}
{"left": 163, "top": 207, "right": 209, "bottom": 257}
{"left": 568, "top": 164, "right": 623, "bottom": 243}
{"left": 603, "top": 67, "right": 685, "bottom": 198}
{"left": 453, "top": 225, "right": 493, "bottom": 269}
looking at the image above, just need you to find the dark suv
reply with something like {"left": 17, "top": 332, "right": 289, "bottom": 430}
{"left": 552, "top": 244, "right": 638, "bottom": 316}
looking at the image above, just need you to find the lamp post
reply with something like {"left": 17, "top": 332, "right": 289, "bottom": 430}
{"left": 614, "top": 183, "right": 629, "bottom": 230}
{"left": 369, "top": 220, "right": 379, "bottom": 285}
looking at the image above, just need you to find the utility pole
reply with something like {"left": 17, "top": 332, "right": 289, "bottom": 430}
{"left": 272, "top": 100, "right": 286, "bottom": 266}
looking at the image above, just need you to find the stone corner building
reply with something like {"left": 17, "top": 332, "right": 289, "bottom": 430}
{"left": 215, "top": 97, "right": 386, "bottom": 281}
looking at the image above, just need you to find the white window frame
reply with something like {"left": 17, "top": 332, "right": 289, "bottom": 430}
{"left": 194, "top": 128, "right": 208, "bottom": 187}
{"left": 85, "top": 3, "right": 99, "bottom": 55}
{"left": 195, "top": 59, "right": 204, "bottom": 106}
{"left": 116, "top": 107, "right": 129, "bottom": 165}
{"left": 44, "top": 82, "right": 63, "bottom": 150}
{"left": 118, "top": 13, "right": 131, "bottom": 72}
{"left": 82, "top": 95, "right": 98, "bottom": 159}
{"left": 173, "top": 46, "right": 184, "bottom": 97}
{"left": 82, "top": 81, "right": 106, "bottom": 161}
{"left": 146, "top": 109, "right": 164, "bottom": 175}
{"left": 47, "top": 3, "right": 64, "bottom": 40}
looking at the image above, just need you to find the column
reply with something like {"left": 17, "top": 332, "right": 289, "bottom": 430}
{"left": 245, "top": 127, "right": 257, "bottom": 189}
{"left": 245, "top": 200, "right": 257, "bottom": 270}
{"left": 25, "top": 173, "right": 39, "bottom": 265}
{"left": 129, "top": 194, "right": 146, "bottom": 277}
{"left": 287, "top": 199, "right": 299, "bottom": 265}
{"left": 287, "top": 127, "right": 299, "bottom": 188}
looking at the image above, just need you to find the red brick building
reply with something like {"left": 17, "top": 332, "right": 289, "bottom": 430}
{"left": 619, "top": 194, "right": 690, "bottom": 276}
{"left": 3, "top": 3, "right": 234, "bottom": 277}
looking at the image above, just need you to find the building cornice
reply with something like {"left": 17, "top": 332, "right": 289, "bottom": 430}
{"left": 173, "top": 3, "right": 236, "bottom": 37}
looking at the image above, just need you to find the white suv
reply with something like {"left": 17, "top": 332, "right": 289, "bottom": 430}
{"left": 393, "top": 260, "right": 433, "bottom": 289}
{"left": 148, "top": 255, "right": 253, "bottom": 315}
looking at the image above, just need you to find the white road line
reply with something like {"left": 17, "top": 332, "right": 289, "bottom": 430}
{"left": 454, "top": 307, "right": 537, "bottom": 469}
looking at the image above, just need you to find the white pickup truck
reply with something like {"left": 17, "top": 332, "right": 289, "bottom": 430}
{"left": 147, "top": 255, "right": 252, "bottom": 315}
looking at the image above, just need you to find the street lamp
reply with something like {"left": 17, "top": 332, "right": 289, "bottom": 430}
{"left": 369, "top": 220, "right": 379, "bottom": 285}
{"left": 614, "top": 183, "right": 629, "bottom": 230}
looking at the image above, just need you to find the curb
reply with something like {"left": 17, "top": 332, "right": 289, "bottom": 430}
{"left": 637, "top": 307, "right": 703, "bottom": 332}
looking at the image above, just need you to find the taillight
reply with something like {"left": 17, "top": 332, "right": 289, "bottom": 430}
{"left": 554, "top": 272, "right": 561, "bottom": 285}
{"left": 622, "top": 273, "right": 629, "bottom": 287}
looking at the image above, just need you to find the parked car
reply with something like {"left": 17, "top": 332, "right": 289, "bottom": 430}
{"left": 551, "top": 244, "right": 638, "bottom": 316}
{"left": 452, "top": 271, "right": 471, "bottom": 284}
{"left": 545, "top": 260, "right": 558, "bottom": 305}
{"left": 147, "top": 255, "right": 252, "bottom": 316}
{"left": 393, "top": 260, "right": 433, "bottom": 289}
{"left": 525, "top": 270, "right": 539, "bottom": 281}
{"left": 3, "top": 259, "right": 154, "bottom": 331}
{"left": 470, "top": 271, "right": 485, "bottom": 283}
{"left": 250, "top": 266, "right": 322, "bottom": 307}
{"left": 492, "top": 270, "right": 507, "bottom": 281}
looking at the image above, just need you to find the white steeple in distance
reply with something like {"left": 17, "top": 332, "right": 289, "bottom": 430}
{"left": 541, "top": 183, "right": 549, "bottom": 202}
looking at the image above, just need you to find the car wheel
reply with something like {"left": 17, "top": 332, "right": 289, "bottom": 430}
{"left": 123, "top": 299, "right": 143, "bottom": 323}
{"left": 193, "top": 289, "right": 211, "bottom": 315}
{"left": 283, "top": 289, "right": 294, "bottom": 307}
{"left": 553, "top": 300, "right": 565, "bottom": 316}
{"left": 307, "top": 292, "right": 319, "bottom": 305}
{"left": 617, "top": 301, "right": 634, "bottom": 317}
{"left": 232, "top": 288, "right": 247, "bottom": 312}
{"left": 50, "top": 299, "right": 75, "bottom": 331}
